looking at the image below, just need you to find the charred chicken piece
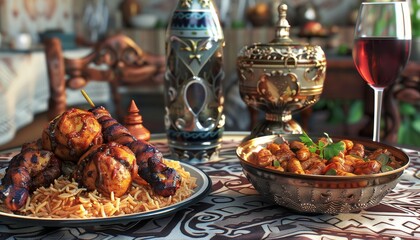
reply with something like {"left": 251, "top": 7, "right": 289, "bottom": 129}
{"left": 42, "top": 108, "right": 103, "bottom": 162}
{"left": 73, "top": 142, "right": 137, "bottom": 197}
{"left": 128, "top": 140, "right": 181, "bottom": 196}
{"left": 0, "top": 146, "right": 61, "bottom": 211}
{"left": 90, "top": 106, "right": 181, "bottom": 197}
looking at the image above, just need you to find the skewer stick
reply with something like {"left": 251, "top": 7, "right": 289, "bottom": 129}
{"left": 81, "top": 89, "right": 95, "bottom": 107}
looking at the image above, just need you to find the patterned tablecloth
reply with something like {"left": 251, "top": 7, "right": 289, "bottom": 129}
{"left": 0, "top": 132, "right": 419, "bottom": 240}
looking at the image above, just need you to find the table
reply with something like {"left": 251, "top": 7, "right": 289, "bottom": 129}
{"left": 0, "top": 132, "right": 419, "bottom": 239}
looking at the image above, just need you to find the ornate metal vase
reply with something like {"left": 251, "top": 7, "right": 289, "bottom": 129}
{"left": 237, "top": 4, "right": 326, "bottom": 140}
{"left": 164, "top": 0, "right": 225, "bottom": 161}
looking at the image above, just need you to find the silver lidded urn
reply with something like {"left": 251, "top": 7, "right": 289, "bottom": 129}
{"left": 164, "top": 0, "right": 225, "bottom": 162}
{"left": 237, "top": 4, "right": 326, "bottom": 140}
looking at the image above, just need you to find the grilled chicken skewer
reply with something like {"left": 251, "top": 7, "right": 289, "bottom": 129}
{"left": 73, "top": 142, "right": 137, "bottom": 198}
{"left": 42, "top": 108, "right": 103, "bottom": 162}
{"left": 0, "top": 107, "right": 103, "bottom": 211}
{"left": 90, "top": 106, "right": 181, "bottom": 197}
{"left": 0, "top": 142, "right": 61, "bottom": 211}
{"left": 0, "top": 91, "right": 180, "bottom": 211}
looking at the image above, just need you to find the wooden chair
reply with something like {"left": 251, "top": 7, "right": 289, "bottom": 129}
{"left": 385, "top": 62, "right": 420, "bottom": 144}
{"left": 43, "top": 33, "right": 165, "bottom": 121}
{"left": 394, "top": 62, "right": 420, "bottom": 105}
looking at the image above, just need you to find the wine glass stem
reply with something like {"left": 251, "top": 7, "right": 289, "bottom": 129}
{"left": 373, "top": 88, "right": 384, "bottom": 142}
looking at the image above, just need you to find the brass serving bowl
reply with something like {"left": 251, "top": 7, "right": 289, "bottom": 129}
{"left": 237, "top": 4, "right": 326, "bottom": 140}
{"left": 236, "top": 134, "right": 410, "bottom": 214}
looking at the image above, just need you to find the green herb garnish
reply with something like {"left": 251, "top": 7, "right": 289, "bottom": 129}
{"left": 299, "top": 131, "right": 345, "bottom": 160}
{"left": 273, "top": 160, "right": 280, "bottom": 168}
{"left": 377, "top": 153, "right": 394, "bottom": 172}
{"left": 325, "top": 169, "right": 337, "bottom": 175}
{"left": 377, "top": 153, "right": 390, "bottom": 166}
{"left": 381, "top": 165, "right": 394, "bottom": 172}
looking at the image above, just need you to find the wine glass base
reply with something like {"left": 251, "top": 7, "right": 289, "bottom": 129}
{"left": 244, "top": 119, "right": 303, "bottom": 142}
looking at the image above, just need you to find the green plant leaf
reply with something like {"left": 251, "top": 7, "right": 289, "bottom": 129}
{"left": 324, "top": 142, "right": 345, "bottom": 160}
{"left": 411, "top": 118, "right": 420, "bottom": 132}
{"left": 398, "top": 119, "right": 410, "bottom": 144}
{"left": 398, "top": 118, "right": 420, "bottom": 145}
{"left": 328, "top": 104, "right": 345, "bottom": 124}
{"left": 399, "top": 102, "right": 417, "bottom": 116}
{"left": 347, "top": 100, "right": 364, "bottom": 124}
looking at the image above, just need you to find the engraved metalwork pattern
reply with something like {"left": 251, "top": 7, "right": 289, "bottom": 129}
{"left": 180, "top": 0, "right": 210, "bottom": 8}
{"left": 237, "top": 134, "right": 410, "bottom": 214}
{"left": 180, "top": 0, "right": 193, "bottom": 8}
{"left": 237, "top": 31, "right": 326, "bottom": 138}
{"left": 165, "top": 0, "right": 225, "bottom": 161}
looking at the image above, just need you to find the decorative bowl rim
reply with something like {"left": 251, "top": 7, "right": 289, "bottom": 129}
{"left": 236, "top": 134, "right": 410, "bottom": 181}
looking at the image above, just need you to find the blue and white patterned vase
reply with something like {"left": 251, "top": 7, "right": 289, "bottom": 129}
{"left": 164, "top": 0, "right": 225, "bottom": 162}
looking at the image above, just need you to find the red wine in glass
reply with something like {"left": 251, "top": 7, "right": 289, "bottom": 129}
{"left": 353, "top": 37, "right": 411, "bottom": 89}
{"left": 353, "top": 2, "right": 411, "bottom": 142}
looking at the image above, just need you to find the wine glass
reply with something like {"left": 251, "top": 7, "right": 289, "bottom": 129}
{"left": 353, "top": 2, "right": 411, "bottom": 142}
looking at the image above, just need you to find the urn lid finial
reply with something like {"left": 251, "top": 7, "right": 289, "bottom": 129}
{"left": 272, "top": 4, "right": 293, "bottom": 43}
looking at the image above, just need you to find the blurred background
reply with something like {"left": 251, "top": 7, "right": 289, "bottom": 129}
{"left": 0, "top": 0, "right": 418, "bottom": 149}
